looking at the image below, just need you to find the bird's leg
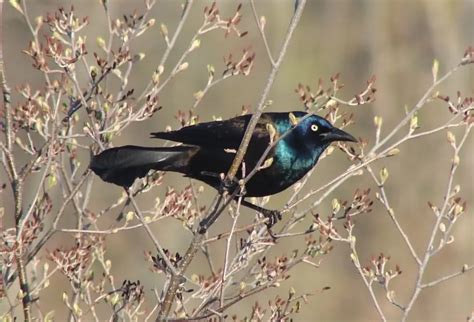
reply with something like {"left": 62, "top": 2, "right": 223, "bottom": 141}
{"left": 198, "top": 172, "right": 242, "bottom": 234}
{"left": 199, "top": 193, "right": 225, "bottom": 234}
{"left": 240, "top": 199, "right": 282, "bottom": 239}
{"left": 240, "top": 200, "right": 282, "bottom": 226}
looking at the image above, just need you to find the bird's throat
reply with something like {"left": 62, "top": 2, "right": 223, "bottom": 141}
{"left": 274, "top": 140, "right": 325, "bottom": 183}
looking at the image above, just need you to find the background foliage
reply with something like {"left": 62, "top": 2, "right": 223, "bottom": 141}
{"left": 1, "top": 0, "right": 473, "bottom": 320}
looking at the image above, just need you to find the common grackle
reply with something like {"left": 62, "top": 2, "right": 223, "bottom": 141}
{"left": 90, "top": 111, "right": 356, "bottom": 228}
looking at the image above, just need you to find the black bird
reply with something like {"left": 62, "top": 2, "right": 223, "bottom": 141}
{"left": 90, "top": 111, "right": 356, "bottom": 227}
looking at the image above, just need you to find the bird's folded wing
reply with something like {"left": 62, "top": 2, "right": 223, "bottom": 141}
{"left": 151, "top": 114, "right": 271, "bottom": 149}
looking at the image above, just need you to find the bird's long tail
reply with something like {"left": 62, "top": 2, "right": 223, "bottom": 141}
{"left": 89, "top": 145, "right": 195, "bottom": 187}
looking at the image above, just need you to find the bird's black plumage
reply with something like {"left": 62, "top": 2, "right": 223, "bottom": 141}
{"left": 90, "top": 111, "right": 356, "bottom": 197}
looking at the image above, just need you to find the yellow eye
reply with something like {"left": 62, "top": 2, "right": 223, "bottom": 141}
{"left": 311, "top": 124, "right": 319, "bottom": 132}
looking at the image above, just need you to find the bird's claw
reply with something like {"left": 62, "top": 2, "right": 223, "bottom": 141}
{"left": 198, "top": 221, "right": 208, "bottom": 234}
{"left": 262, "top": 209, "right": 282, "bottom": 227}
{"left": 262, "top": 209, "right": 282, "bottom": 241}
{"left": 220, "top": 177, "right": 241, "bottom": 195}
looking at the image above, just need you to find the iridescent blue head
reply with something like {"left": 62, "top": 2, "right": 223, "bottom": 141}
{"left": 293, "top": 113, "right": 357, "bottom": 147}
{"left": 274, "top": 112, "right": 357, "bottom": 171}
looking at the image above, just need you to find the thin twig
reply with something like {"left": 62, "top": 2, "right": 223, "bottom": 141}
{"left": 137, "top": 0, "right": 194, "bottom": 103}
{"left": 366, "top": 165, "right": 421, "bottom": 265}
{"left": 126, "top": 190, "right": 179, "bottom": 276}
{"left": 348, "top": 230, "right": 387, "bottom": 321}
{"left": 401, "top": 124, "right": 472, "bottom": 321}
{"left": 226, "top": 0, "right": 307, "bottom": 181}
{"left": 1, "top": 32, "right": 32, "bottom": 321}
{"left": 250, "top": 0, "right": 275, "bottom": 66}
{"left": 220, "top": 195, "right": 243, "bottom": 307}
{"left": 420, "top": 264, "right": 474, "bottom": 289}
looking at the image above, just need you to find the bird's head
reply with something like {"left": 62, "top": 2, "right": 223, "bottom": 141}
{"left": 273, "top": 112, "right": 357, "bottom": 170}
{"left": 293, "top": 113, "right": 357, "bottom": 147}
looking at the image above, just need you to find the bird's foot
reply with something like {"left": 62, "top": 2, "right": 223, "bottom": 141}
{"left": 201, "top": 171, "right": 243, "bottom": 195}
{"left": 261, "top": 209, "right": 282, "bottom": 241}
{"left": 198, "top": 220, "right": 209, "bottom": 234}
{"left": 240, "top": 200, "right": 282, "bottom": 240}
{"left": 220, "top": 177, "right": 245, "bottom": 196}
{"left": 262, "top": 209, "right": 282, "bottom": 226}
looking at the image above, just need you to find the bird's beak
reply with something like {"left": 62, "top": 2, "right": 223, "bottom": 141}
{"left": 322, "top": 127, "right": 357, "bottom": 143}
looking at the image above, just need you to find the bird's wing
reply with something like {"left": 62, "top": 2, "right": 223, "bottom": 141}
{"left": 151, "top": 114, "right": 272, "bottom": 149}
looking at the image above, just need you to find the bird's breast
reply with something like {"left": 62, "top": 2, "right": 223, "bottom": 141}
{"left": 269, "top": 142, "right": 318, "bottom": 184}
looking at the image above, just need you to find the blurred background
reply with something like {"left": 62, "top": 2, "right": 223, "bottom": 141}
{"left": 2, "top": 0, "right": 473, "bottom": 320}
